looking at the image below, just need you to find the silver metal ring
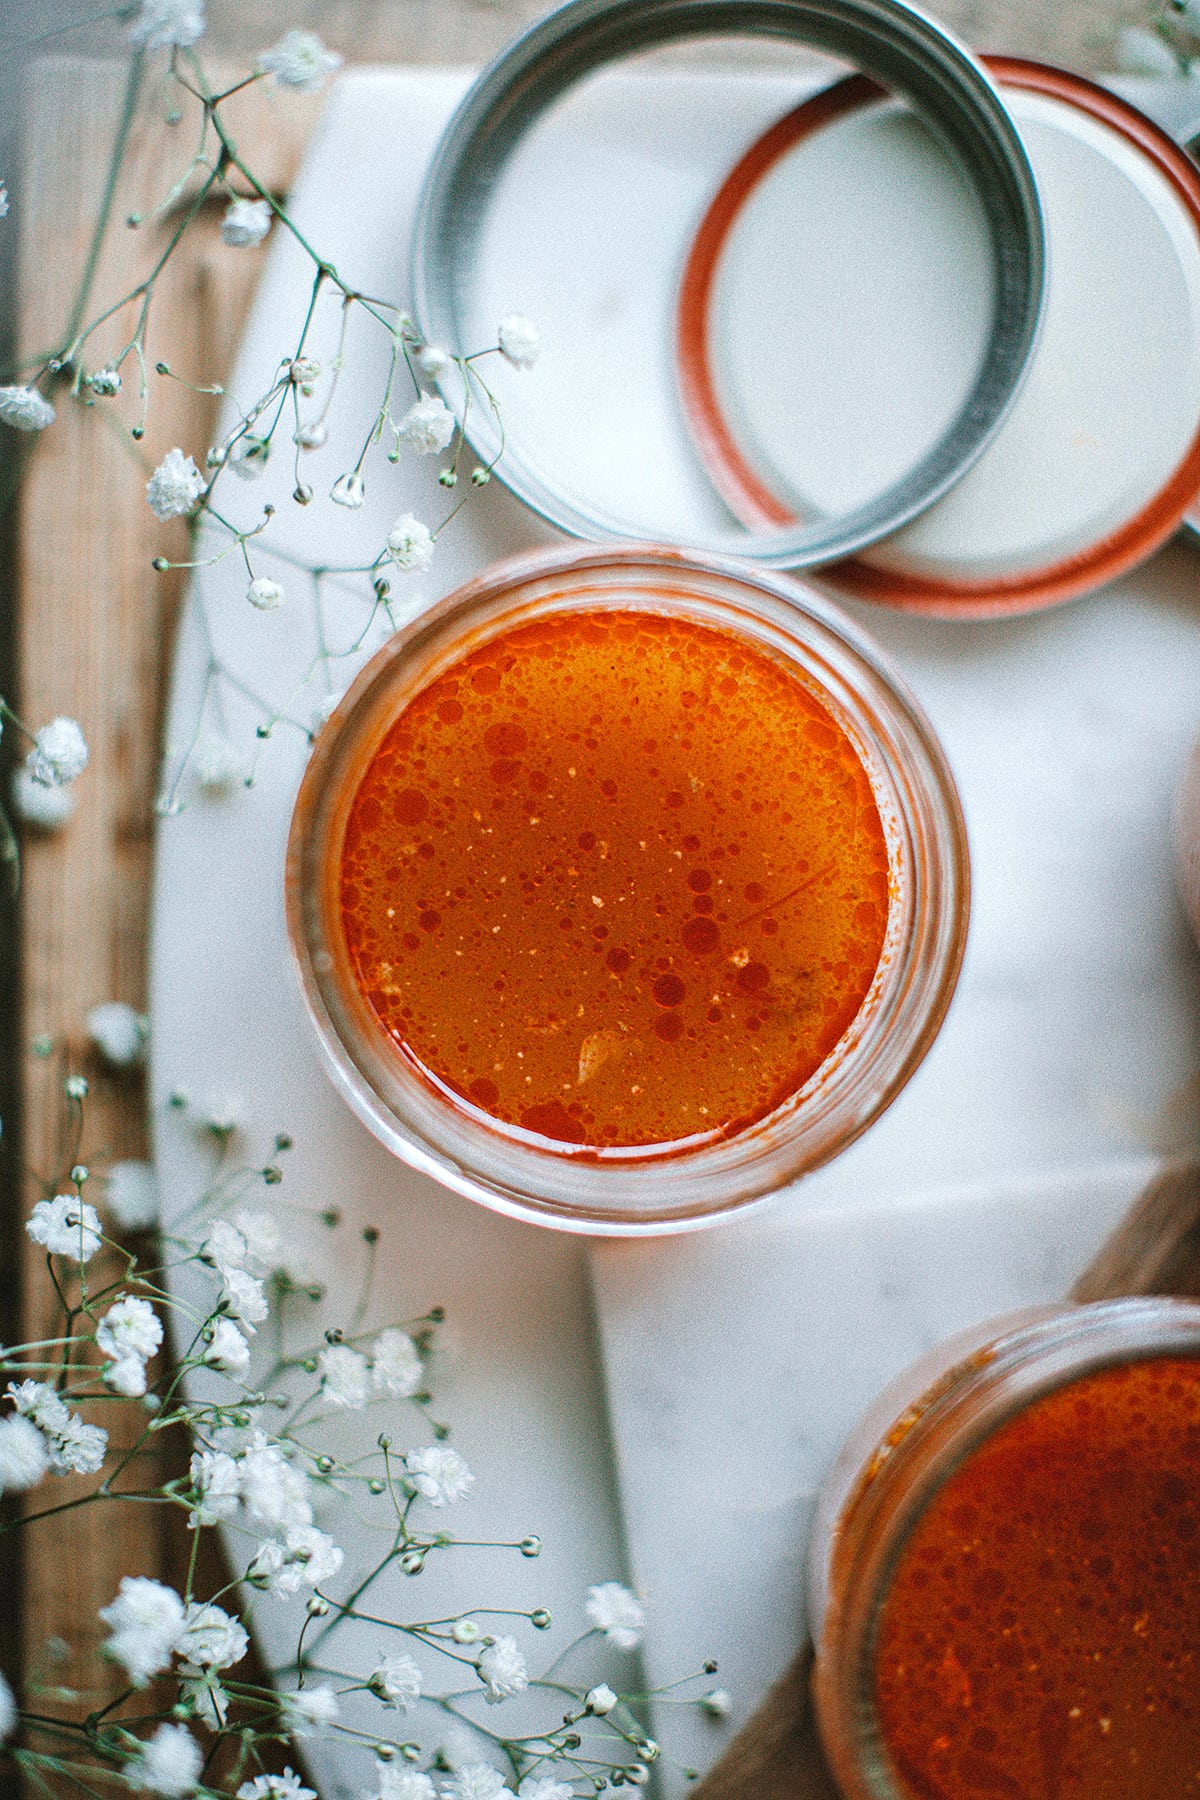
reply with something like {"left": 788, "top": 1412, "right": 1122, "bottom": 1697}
{"left": 412, "top": 0, "right": 1047, "bottom": 569}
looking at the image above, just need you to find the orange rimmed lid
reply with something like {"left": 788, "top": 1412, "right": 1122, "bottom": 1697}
{"left": 679, "top": 58, "right": 1200, "bottom": 616}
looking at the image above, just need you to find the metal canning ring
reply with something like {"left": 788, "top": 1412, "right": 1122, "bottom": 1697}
{"left": 412, "top": 0, "right": 1047, "bottom": 569}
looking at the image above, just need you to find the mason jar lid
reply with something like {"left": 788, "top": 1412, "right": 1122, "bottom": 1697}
{"left": 411, "top": 0, "right": 1046, "bottom": 570}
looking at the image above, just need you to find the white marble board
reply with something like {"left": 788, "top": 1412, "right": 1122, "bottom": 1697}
{"left": 150, "top": 64, "right": 1200, "bottom": 1800}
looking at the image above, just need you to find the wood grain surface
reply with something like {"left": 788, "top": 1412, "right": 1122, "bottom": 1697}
{"left": 3, "top": 0, "right": 1176, "bottom": 1781}
{"left": 15, "top": 49, "right": 319, "bottom": 1723}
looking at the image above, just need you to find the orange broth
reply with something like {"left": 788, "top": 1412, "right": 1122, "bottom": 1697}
{"left": 338, "top": 607, "right": 889, "bottom": 1148}
{"left": 874, "top": 1356, "right": 1200, "bottom": 1800}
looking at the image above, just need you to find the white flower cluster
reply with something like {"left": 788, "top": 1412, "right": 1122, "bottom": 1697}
{"left": 221, "top": 197, "right": 272, "bottom": 248}
{"left": 189, "top": 1430, "right": 343, "bottom": 1601}
{"left": 97, "top": 1295, "right": 163, "bottom": 1396}
{"left": 100, "top": 1579, "right": 248, "bottom": 1729}
{"left": 128, "top": 0, "right": 205, "bottom": 52}
{"left": 26, "top": 716, "right": 88, "bottom": 788}
{"left": 201, "top": 1212, "right": 277, "bottom": 1333}
{"left": 396, "top": 393, "right": 455, "bottom": 456}
{"left": 257, "top": 30, "right": 343, "bottom": 92}
{"left": 147, "top": 447, "right": 205, "bottom": 521}
{"left": 10, "top": 764, "right": 74, "bottom": 829}
{"left": 584, "top": 1581, "right": 645, "bottom": 1649}
{"left": 27, "top": 1193, "right": 102, "bottom": 1261}
{"left": 368, "top": 1648, "right": 423, "bottom": 1709}
{"left": 476, "top": 1633, "right": 529, "bottom": 1705}
{"left": 404, "top": 1442, "right": 474, "bottom": 1506}
{"left": 316, "top": 1326, "right": 424, "bottom": 1409}
{"left": 0, "top": 385, "right": 55, "bottom": 431}
{"left": 6, "top": 1379, "right": 107, "bottom": 1482}
{"left": 86, "top": 999, "right": 148, "bottom": 1066}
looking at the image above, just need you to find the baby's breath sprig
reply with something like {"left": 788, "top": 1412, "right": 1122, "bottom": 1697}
{"left": 1, "top": 1064, "right": 714, "bottom": 1798}
{"left": 3, "top": 0, "right": 543, "bottom": 832}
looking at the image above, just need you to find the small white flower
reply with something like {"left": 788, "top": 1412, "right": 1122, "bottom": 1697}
{"left": 295, "top": 420, "right": 327, "bottom": 450}
{"left": 0, "top": 385, "right": 55, "bottom": 432}
{"left": 194, "top": 732, "right": 244, "bottom": 792}
{"left": 699, "top": 1687, "right": 731, "bottom": 1719}
{"left": 1115, "top": 25, "right": 1179, "bottom": 76}
{"left": 317, "top": 1343, "right": 370, "bottom": 1409}
{"left": 176, "top": 1600, "right": 249, "bottom": 1672}
{"left": 369, "top": 1649, "right": 423, "bottom": 1709}
{"left": 450, "top": 1618, "right": 480, "bottom": 1644}
{"left": 7, "top": 1379, "right": 67, "bottom": 1432}
{"left": 221, "top": 197, "right": 272, "bottom": 248}
{"left": 0, "top": 1414, "right": 50, "bottom": 1493}
{"left": 246, "top": 575, "right": 286, "bottom": 611}
{"left": 204, "top": 1317, "right": 251, "bottom": 1376}
{"left": 290, "top": 358, "right": 322, "bottom": 390}
{"left": 0, "top": 184, "right": 8, "bottom": 222}
{"left": 397, "top": 393, "right": 455, "bottom": 456}
{"left": 238, "top": 1770, "right": 316, "bottom": 1800}
{"left": 8, "top": 1379, "right": 107, "bottom": 1475}
{"left": 237, "top": 1432, "right": 312, "bottom": 1532}
{"left": 27, "top": 1194, "right": 102, "bottom": 1262}
{"left": 387, "top": 512, "right": 434, "bottom": 573}
{"left": 585, "top": 1684, "right": 618, "bottom": 1716}
{"left": 376, "top": 1767, "right": 436, "bottom": 1800}
{"left": 27, "top": 717, "right": 88, "bottom": 787}
{"left": 202, "top": 1218, "right": 248, "bottom": 1278}
{"left": 147, "top": 448, "right": 204, "bottom": 521}
{"left": 222, "top": 1266, "right": 268, "bottom": 1326}
{"left": 10, "top": 765, "right": 74, "bottom": 828}
{"left": 250, "top": 1524, "right": 343, "bottom": 1598}
{"left": 0, "top": 1669, "right": 15, "bottom": 1744}
{"left": 519, "top": 1780, "right": 575, "bottom": 1800}
{"left": 103, "top": 1354, "right": 148, "bottom": 1397}
{"left": 100, "top": 1577, "right": 186, "bottom": 1687}
{"left": 331, "top": 471, "right": 365, "bottom": 509}
{"left": 52, "top": 1410, "right": 108, "bottom": 1473}
{"left": 105, "top": 1160, "right": 159, "bottom": 1229}
{"left": 414, "top": 342, "right": 453, "bottom": 382}
{"left": 584, "top": 1581, "right": 644, "bottom": 1649}
{"left": 97, "top": 1295, "right": 162, "bottom": 1365}
{"left": 86, "top": 1000, "right": 147, "bottom": 1066}
{"left": 126, "top": 1723, "right": 202, "bottom": 1797}
{"left": 258, "top": 30, "right": 343, "bottom": 92}
{"left": 444, "top": 1766, "right": 510, "bottom": 1800}
{"left": 87, "top": 367, "right": 121, "bottom": 396}
{"left": 281, "top": 1683, "right": 340, "bottom": 1736}
{"left": 476, "top": 1634, "right": 527, "bottom": 1705}
{"left": 371, "top": 1328, "right": 422, "bottom": 1398}
{"left": 405, "top": 1443, "right": 473, "bottom": 1506}
{"left": 129, "top": 0, "right": 205, "bottom": 51}
{"left": 232, "top": 1209, "right": 282, "bottom": 1276}
{"left": 497, "top": 314, "right": 540, "bottom": 370}
{"left": 188, "top": 1448, "right": 240, "bottom": 1526}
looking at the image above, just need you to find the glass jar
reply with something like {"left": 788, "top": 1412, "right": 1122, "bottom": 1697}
{"left": 809, "top": 1296, "right": 1200, "bottom": 1800}
{"left": 285, "top": 543, "right": 968, "bottom": 1233}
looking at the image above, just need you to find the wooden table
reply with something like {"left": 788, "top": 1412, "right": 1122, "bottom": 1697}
{"left": 5, "top": 0, "right": 1145, "bottom": 1773}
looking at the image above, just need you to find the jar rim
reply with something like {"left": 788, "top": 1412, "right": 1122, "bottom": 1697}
{"left": 285, "top": 542, "right": 969, "bottom": 1233}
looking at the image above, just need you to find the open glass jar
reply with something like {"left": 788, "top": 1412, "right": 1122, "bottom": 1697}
{"left": 285, "top": 544, "right": 968, "bottom": 1233}
{"left": 809, "top": 1296, "right": 1200, "bottom": 1800}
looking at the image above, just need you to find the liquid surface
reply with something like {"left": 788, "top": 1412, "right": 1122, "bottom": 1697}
{"left": 339, "top": 607, "right": 889, "bottom": 1148}
{"left": 875, "top": 1357, "right": 1200, "bottom": 1800}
